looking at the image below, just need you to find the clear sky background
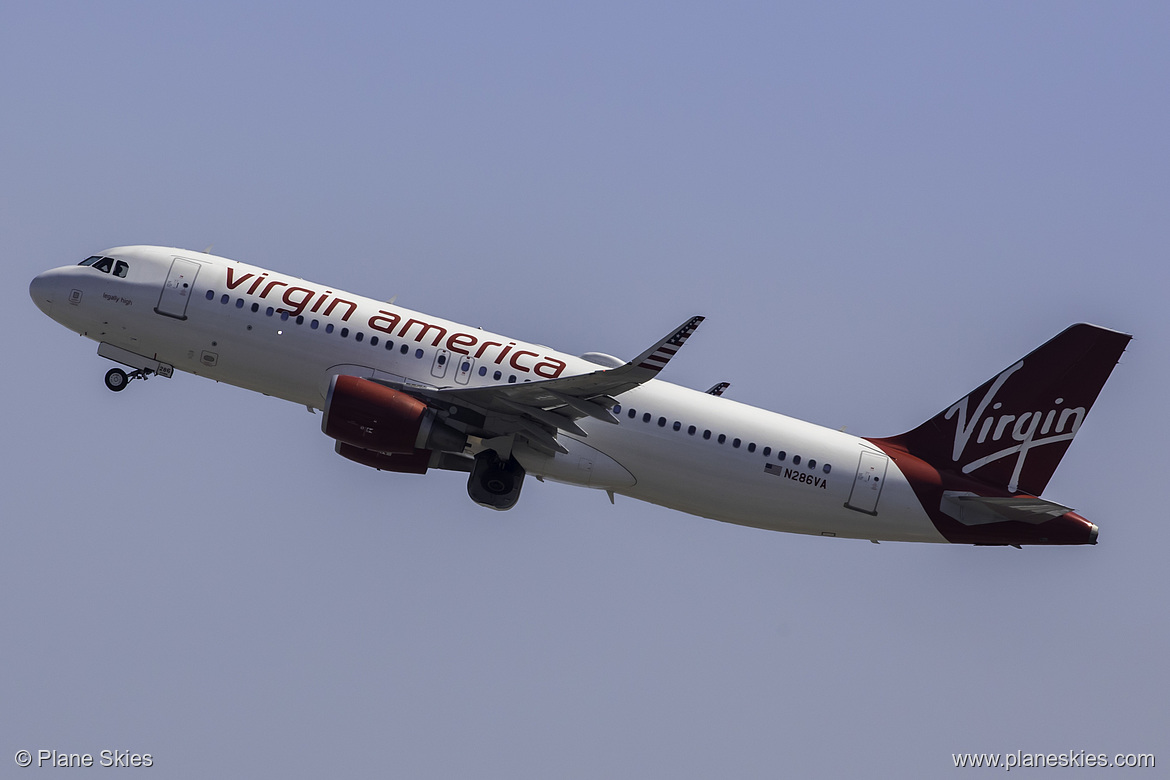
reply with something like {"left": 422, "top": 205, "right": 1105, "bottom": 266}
{"left": 3, "top": 2, "right": 1168, "bottom": 777}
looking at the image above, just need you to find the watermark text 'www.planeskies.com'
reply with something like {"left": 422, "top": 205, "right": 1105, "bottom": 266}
{"left": 953, "top": 750, "right": 1154, "bottom": 770}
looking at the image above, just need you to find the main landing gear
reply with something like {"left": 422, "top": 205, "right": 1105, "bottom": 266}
{"left": 104, "top": 367, "right": 152, "bottom": 392}
{"left": 467, "top": 450, "right": 526, "bottom": 510}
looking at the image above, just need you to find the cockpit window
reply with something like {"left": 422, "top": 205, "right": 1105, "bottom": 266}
{"left": 78, "top": 255, "right": 129, "bottom": 275}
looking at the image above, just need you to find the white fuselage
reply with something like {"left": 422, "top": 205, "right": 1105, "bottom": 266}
{"left": 30, "top": 246, "right": 945, "bottom": 543}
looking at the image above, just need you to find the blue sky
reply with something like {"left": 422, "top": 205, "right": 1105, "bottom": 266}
{"left": 4, "top": 3, "right": 1168, "bottom": 777}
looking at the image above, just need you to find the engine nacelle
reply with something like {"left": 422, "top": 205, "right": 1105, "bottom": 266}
{"left": 322, "top": 374, "right": 466, "bottom": 455}
{"left": 335, "top": 442, "right": 434, "bottom": 474}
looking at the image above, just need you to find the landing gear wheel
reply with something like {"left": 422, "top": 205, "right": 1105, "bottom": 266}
{"left": 104, "top": 368, "right": 129, "bottom": 392}
{"left": 467, "top": 451, "right": 526, "bottom": 510}
{"left": 485, "top": 473, "right": 512, "bottom": 495}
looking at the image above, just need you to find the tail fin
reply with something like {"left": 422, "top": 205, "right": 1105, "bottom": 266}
{"left": 875, "top": 324, "right": 1131, "bottom": 495}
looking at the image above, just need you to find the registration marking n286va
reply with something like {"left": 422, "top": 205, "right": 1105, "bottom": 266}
{"left": 765, "top": 462, "right": 828, "bottom": 489}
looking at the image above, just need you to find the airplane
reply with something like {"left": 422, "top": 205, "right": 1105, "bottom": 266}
{"left": 29, "top": 246, "right": 1131, "bottom": 546}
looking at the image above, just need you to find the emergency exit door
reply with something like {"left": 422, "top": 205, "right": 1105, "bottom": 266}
{"left": 845, "top": 450, "right": 888, "bottom": 515}
{"left": 155, "top": 257, "right": 201, "bottom": 320}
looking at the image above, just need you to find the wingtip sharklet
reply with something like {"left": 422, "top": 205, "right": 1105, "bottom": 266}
{"left": 632, "top": 315, "right": 704, "bottom": 374}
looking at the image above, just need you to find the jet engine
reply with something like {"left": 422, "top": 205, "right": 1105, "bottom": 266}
{"left": 322, "top": 375, "right": 466, "bottom": 460}
{"left": 334, "top": 441, "right": 435, "bottom": 474}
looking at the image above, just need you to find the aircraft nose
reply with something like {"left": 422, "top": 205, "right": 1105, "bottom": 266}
{"left": 29, "top": 271, "right": 56, "bottom": 316}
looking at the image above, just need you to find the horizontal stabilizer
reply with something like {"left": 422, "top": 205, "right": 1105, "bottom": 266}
{"left": 940, "top": 491, "right": 1073, "bottom": 526}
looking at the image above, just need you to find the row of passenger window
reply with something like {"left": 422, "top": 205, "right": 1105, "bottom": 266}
{"left": 205, "top": 289, "right": 529, "bottom": 384}
{"left": 612, "top": 403, "right": 832, "bottom": 474}
{"left": 206, "top": 288, "right": 824, "bottom": 460}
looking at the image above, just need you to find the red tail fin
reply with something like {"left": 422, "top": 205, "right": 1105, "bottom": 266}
{"left": 874, "top": 324, "right": 1131, "bottom": 495}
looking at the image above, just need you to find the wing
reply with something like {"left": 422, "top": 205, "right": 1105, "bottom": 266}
{"left": 377, "top": 315, "right": 704, "bottom": 457}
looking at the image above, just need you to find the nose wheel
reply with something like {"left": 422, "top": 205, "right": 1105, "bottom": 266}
{"left": 104, "top": 367, "right": 151, "bottom": 392}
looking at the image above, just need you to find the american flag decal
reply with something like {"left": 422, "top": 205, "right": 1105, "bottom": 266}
{"left": 637, "top": 316, "right": 704, "bottom": 372}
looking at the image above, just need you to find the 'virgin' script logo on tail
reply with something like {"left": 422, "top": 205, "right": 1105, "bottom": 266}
{"left": 944, "top": 361, "right": 1086, "bottom": 492}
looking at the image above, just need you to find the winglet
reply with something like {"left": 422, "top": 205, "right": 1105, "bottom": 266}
{"left": 631, "top": 316, "right": 704, "bottom": 375}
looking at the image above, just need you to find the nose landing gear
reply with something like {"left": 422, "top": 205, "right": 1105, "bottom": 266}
{"left": 104, "top": 367, "right": 152, "bottom": 392}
